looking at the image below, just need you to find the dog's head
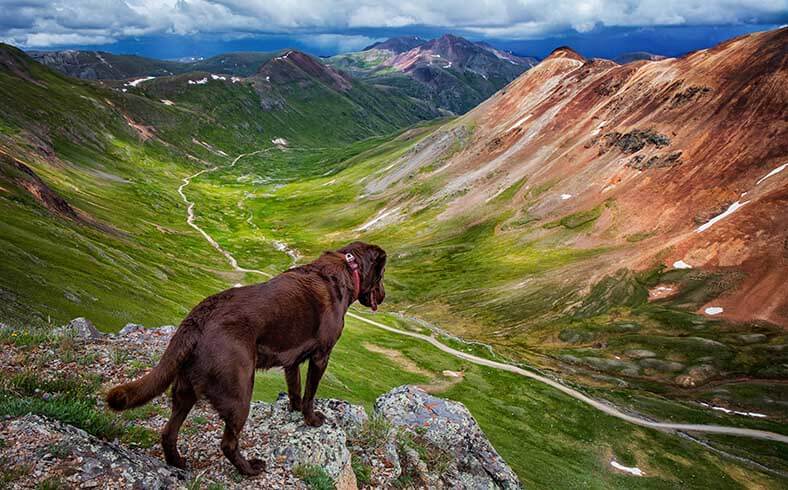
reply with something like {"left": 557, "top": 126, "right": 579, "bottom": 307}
{"left": 339, "top": 241, "right": 386, "bottom": 311}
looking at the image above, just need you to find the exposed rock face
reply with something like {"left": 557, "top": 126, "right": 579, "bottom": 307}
{"left": 53, "top": 317, "right": 101, "bottom": 339}
{"left": 248, "top": 395, "right": 367, "bottom": 481}
{"left": 0, "top": 324, "right": 520, "bottom": 489}
{"left": 0, "top": 415, "right": 186, "bottom": 489}
{"left": 375, "top": 385, "right": 522, "bottom": 489}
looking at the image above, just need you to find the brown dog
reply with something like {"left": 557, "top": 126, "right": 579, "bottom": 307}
{"left": 106, "top": 241, "right": 386, "bottom": 475}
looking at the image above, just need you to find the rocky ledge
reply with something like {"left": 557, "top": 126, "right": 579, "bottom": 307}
{"left": 0, "top": 319, "right": 521, "bottom": 489}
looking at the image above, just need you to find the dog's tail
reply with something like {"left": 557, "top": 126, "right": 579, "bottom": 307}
{"left": 106, "top": 316, "right": 201, "bottom": 411}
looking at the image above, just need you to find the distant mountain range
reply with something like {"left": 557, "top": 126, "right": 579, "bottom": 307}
{"left": 327, "top": 34, "right": 538, "bottom": 114}
{"left": 28, "top": 50, "right": 278, "bottom": 79}
{"left": 27, "top": 34, "right": 543, "bottom": 115}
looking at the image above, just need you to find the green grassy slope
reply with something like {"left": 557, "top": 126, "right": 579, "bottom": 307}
{"left": 1, "top": 43, "right": 786, "bottom": 488}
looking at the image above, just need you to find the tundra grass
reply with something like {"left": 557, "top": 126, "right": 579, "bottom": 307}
{"left": 251, "top": 312, "right": 787, "bottom": 489}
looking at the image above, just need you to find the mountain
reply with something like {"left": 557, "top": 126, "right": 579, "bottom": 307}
{"left": 28, "top": 50, "right": 277, "bottom": 80}
{"left": 614, "top": 51, "right": 667, "bottom": 64}
{"left": 131, "top": 49, "right": 441, "bottom": 144}
{"left": 234, "top": 28, "right": 788, "bottom": 426}
{"left": 0, "top": 42, "right": 438, "bottom": 327}
{"left": 363, "top": 35, "right": 427, "bottom": 53}
{"left": 350, "top": 29, "right": 788, "bottom": 330}
{"left": 28, "top": 49, "right": 183, "bottom": 79}
{"left": 327, "top": 34, "right": 538, "bottom": 114}
{"left": 2, "top": 30, "right": 788, "bottom": 487}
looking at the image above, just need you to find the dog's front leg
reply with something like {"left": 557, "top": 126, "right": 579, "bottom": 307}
{"left": 285, "top": 365, "right": 302, "bottom": 412}
{"left": 301, "top": 354, "right": 328, "bottom": 427}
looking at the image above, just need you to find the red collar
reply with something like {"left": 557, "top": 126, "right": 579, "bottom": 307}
{"left": 344, "top": 253, "right": 361, "bottom": 300}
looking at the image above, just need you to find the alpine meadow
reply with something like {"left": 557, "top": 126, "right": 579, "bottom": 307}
{"left": 0, "top": 3, "right": 786, "bottom": 489}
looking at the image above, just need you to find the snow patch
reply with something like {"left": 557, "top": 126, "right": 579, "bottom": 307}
{"left": 210, "top": 74, "right": 227, "bottom": 81}
{"left": 188, "top": 77, "right": 208, "bottom": 85}
{"left": 699, "top": 402, "right": 767, "bottom": 418}
{"left": 704, "top": 306, "right": 723, "bottom": 315}
{"left": 271, "top": 137, "right": 288, "bottom": 147}
{"left": 590, "top": 120, "right": 607, "bottom": 136}
{"left": 696, "top": 200, "right": 748, "bottom": 233}
{"left": 160, "top": 99, "right": 175, "bottom": 106}
{"left": 755, "top": 162, "right": 787, "bottom": 185}
{"left": 231, "top": 76, "right": 242, "bottom": 83}
{"left": 507, "top": 113, "right": 532, "bottom": 131}
{"left": 610, "top": 461, "right": 644, "bottom": 476}
{"left": 356, "top": 206, "right": 400, "bottom": 231}
{"left": 127, "top": 76, "right": 155, "bottom": 87}
{"left": 672, "top": 260, "right": 692, "bottom": 269}
{"left": 233, "top": 283, "right": 243, "bottom": 288}
{"left": 560, "top": 194, "right": 573, "bottom": 200}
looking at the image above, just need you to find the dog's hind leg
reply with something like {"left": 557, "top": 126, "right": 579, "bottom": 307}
{"left": 208, "top": 359, "right": 265, "bottom": 476}
{"left": 285, "top": 365, "right": 302, "bottom": 412}
{"left": 162, "top": 375, "right": 196, "bottom": 469}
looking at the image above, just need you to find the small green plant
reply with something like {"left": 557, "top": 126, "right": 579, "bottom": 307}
{"left": 292, "top": 464, "right": 335, "bottom": 490}
{"left": 46, "top": 442, "right": 71, "bottom": 459}
{"left": 186, "top": 476, "right": 225, "bottom": 490}
{"left": 352, "top": 414, "right": 392, "bottom": 451}
{"left": 351, "top": 454, "right": 372, "bottom": 486}
{"left": 77, "top": 352, "right": 100, "bottom": 366}
{"left": 0, "top": 326, "right": 51, "bottom": 347}
{"left": 36, "top": 476, "right": 68, "bottom": 490}
{"left": 126, "top": 359, "right": 148, "bottom": 377}
{"left": 111, "top": 348, "right": 130, "bottom": 365}
{"left": 0, "top": 459, "right": 31, "bottom": 486}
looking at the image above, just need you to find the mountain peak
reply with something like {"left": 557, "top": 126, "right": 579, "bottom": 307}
{"left": 545, "top": 46, "right": 584, "bottom": 62}
{"left": 363, "top": 36, "right": 426, "bottom": 53}
{"left": 257, "top": 49, "right": 352, "bottom": 91}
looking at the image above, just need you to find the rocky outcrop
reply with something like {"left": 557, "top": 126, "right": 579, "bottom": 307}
{"left": 53, "top": 316, "right": 102, "bottom": 339}
{"left": 0, "top": 319, "right": 520, "bottom": 489}
{"left": 0, "top": 415, "right": 187, "bottom": 489}
{"left": 375, "top": 385, "right": 522, "bottom": 489}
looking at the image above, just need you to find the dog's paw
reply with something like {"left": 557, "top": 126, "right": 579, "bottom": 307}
{"left": 166, "top": 455, "right": 188, "bottom": 470}
{"left": 303, "top": 410, "right": 325, "bottom": 427}
{"left": 248, "top": 458, "right": 266, "bottom": 474}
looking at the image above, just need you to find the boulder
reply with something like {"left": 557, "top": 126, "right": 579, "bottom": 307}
{"left": 675, "top": 365, "right": 718, "bottom": 387}
{"left": 1, "top": 415, "right": 186, "bottom": 489}
{"left": 246, "top": 394, "right": 367, "bottom": 481}
{"left": 374, "top": 385, "right": 522, "bottom": 489}
{"left": 118, "top": 323, "right": 144, "bottom": 336}
{"left": 154, "top": 325, "right": 177, "bottom": 336}
{"left": 54, "top": 317, "right": 101, "bottom": 339}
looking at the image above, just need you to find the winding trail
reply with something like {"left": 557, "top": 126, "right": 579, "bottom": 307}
{"left": 179, "top": 150, "right": 788, "bottom": 445}
{"left": 177, "top": 151, "right": 272, "bottom": 278}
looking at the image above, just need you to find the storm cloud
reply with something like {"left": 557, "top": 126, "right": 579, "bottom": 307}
{"left": 1, "top": 0, "right": 786, "bottom": 48}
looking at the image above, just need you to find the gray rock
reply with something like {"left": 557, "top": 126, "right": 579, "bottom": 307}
{"left": 3, "top": 414, "right": 186, "bottom": 488}
{"left": 675, "top": 365, "right": 718, "bottom": 387}
{"left": 155, "top": 325, "right": 177, "bottom": 335}
{"left": 374, "top": 385, "right": 521, "bottom": 489}
{"left": 625, "top": 349, "right": 656, "bottom": 359}
{"left": 54, "top": 317, "right": 101, "bottom": 339}
{"left": 245, "top": 394, "right": 368, "bottom": 480}
{"left": 639, "top": 358, "right": 685, "bottom": 373}
{"left": 737, "top": 334, "right": 767, "bottom": 345}
{"left": 118, "top": 323, "right": 145, "bottom": 336}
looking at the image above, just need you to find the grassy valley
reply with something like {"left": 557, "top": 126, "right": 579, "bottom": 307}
{"left": 1, "top": 29, "right": 787, "bottom": 489}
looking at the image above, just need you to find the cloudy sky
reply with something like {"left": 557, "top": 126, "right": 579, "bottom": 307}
{"left": 2, "top": 1, "right": 785, "bottom": 58}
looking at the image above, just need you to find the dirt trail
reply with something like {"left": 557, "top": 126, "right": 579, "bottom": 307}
{"left": 177, "top": 150, "right": 273, "bottom": 278}
{"left": 180, "top": 149, "right": 788, "bottom": 446}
